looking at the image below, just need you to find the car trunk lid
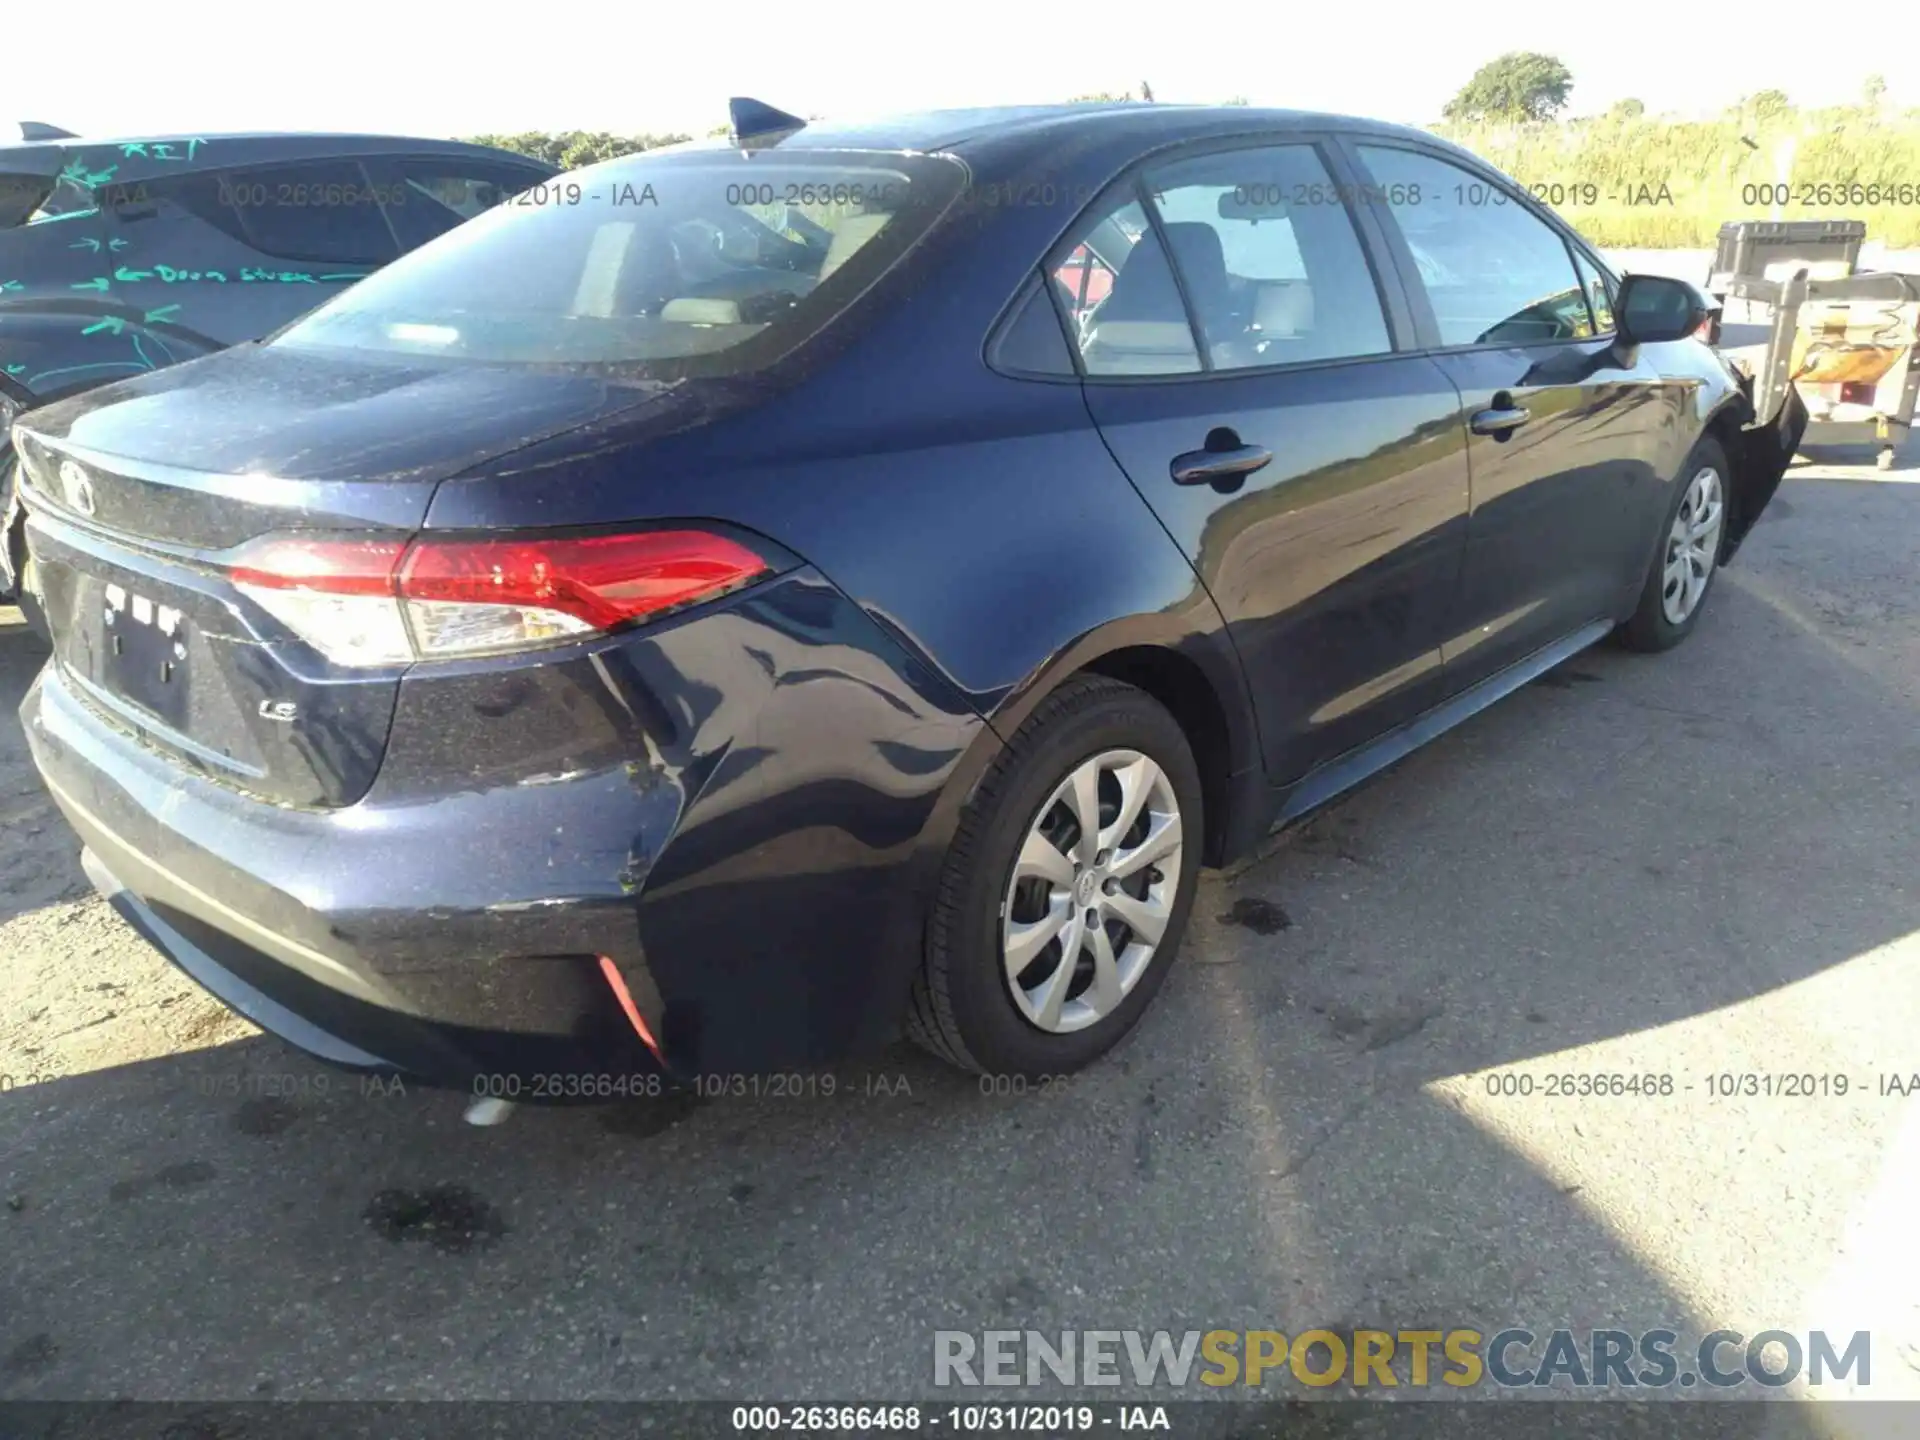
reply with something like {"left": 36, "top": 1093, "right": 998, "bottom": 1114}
{"left": 13, "top": 346, "right": 663, "bottom": 808}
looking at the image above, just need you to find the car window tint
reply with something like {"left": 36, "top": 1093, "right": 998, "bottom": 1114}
{"left": 1356, "top": 146, "right": 1591, "bottom": 347}
{"left": 989, "top": 277, "right": 1075, "bottom": 376}
{"left": 1572, "top": 248, "right": 1614, "bottom": 333}
{"left": 273, "top": 152, "right": 965, "bottom": 380}
{"left": 1142, "top": 145, "right": 1391, "bottom": 369}
{"left": 377, "top": 160, "right": 537, "bottom": 249}
{"left": 215, "top": 160, "right": 398, "bottom": 266}
{"left": 1055, "top": 196, "right": 1199, "bottom": 376}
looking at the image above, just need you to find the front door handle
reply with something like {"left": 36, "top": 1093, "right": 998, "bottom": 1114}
{"left": 1469, "top": 393, "right": 1531, "bottom": 438}
{"left": 1170, "top": 442, "right": 1273, "bottom": 490}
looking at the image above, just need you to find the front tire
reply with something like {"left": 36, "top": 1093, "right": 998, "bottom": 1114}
{"left": 905, "top": 675, "right": 1203, "bottom": 1077}
{"left": 1618, "top": 437, "right": 1731, "bottom": 653}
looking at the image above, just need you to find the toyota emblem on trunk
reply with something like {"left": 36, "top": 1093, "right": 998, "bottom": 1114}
{"left": 57, "top": 460, "right": 96, "bottom": 516}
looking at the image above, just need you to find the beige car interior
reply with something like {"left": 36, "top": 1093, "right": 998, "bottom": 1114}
{"left": 650, "top": 210, "right": 897, "bottom": 328}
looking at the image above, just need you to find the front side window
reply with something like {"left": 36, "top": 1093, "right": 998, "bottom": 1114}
{"left": 1141, "top": 144, "right": 1392, "bottom": 369}
{"left": 272, "top": 149, "right": 966, "bottom": 380}
{"left": 1572, "top": 248, "right": 1615, "bottom": 334}
{"left": 2, "top": 173, "right": 100, "bottom": 227}
{"left": 1355, "top": 145, "right": 1592, "bottom": 347}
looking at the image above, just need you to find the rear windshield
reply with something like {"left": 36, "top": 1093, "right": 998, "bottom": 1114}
{"left": 271, "top": 148, "right": 968, "bottom": 380}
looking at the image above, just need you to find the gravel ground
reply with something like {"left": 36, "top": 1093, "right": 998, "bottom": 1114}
{"left": 1, "top": 434, "right": 1917, "bottom": 1429}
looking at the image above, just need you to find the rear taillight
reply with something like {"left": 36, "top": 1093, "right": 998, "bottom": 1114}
{"left": 230, "top": 530, "right": 772, "bottom": 668}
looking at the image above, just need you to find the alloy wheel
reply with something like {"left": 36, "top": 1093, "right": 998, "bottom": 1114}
{"left": 1000, "top": 748, "right": 1184, "bottom": 1034}
{"left": 1661, "top": 466, "right": 1725, "bottom": 626}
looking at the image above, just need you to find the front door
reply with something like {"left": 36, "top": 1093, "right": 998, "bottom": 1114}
{"left": 1347, "top": 142, "right": 1675, "bottom": 686}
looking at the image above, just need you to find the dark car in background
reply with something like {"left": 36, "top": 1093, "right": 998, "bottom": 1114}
{"left": 10, "top": 101, "right": 1805, "bottom": 1098}
{"left": 0, "top": 127, "right": 557, "bottom": 601}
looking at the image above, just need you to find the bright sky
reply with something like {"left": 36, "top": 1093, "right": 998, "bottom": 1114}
{"left": 10, "top": 1, "right": 1917, "bottom": 141}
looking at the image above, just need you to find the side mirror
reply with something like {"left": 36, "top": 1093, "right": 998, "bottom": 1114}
{"left": 1615, "top": 273, "right": 1712, "bottom": 344}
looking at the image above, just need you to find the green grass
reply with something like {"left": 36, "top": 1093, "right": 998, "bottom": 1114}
{"left": 1435, "top": 107, "right": 1920, "bottom": 249}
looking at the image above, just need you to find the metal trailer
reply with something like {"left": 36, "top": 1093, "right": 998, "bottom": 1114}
{"left": 1732, "top": 267, "right": 1920, "bottom": 471}
{"left": 1704, "top": 218, "right": 1868, "bottom": 309}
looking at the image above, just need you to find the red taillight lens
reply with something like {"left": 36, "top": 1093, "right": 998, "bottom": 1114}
{"left": 399, "top": 532, "right": 770, "bottom": 632}
{"left": 229, "top": 529, "right": 772, "bottom": 668}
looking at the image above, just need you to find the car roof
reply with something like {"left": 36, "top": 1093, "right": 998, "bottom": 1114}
{"left": 0, "top": 132, "right": 552, "bottom": 181}
{"left": 771, "top": 102, "right": 1443, "bottom": 160}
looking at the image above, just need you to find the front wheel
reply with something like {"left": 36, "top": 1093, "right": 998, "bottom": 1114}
{"left": 1617, "top": 437, "right": 1731, "bottom": 653}
{"left": 905, "top": 675, "right": 1203, "bottom": 1077}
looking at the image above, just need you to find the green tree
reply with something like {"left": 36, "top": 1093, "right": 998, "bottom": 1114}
{"left": 1442, "top": 52, "right": 1574, "bottom": 123}
{"left": 466, "top": 130, "right": 692, "bottom": 169}
{"left": 1068, "top": 90, "right": 1135, "bottom": 103}
{"left": 1747, "top": 89, "right": 1792, "bottom": 121}
{"left": 1608, "top": 97, "right": 1645, "bottom": 120}
{"left": 1863, "top": 74, "right": 1887, "bottom": 108}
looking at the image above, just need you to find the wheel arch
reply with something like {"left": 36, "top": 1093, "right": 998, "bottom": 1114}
{"left": 968, "top": 616, "right": 1270, "bottom": 869}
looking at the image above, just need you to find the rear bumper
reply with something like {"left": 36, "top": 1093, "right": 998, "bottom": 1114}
{"left": 39, "top": 708, "right": 670, "bottom": 1091}
{"left": 22, "top": 568, "right": 989, "bottom": 1092}
{"left": 81, "top": 846, "right": 395, "bottom": 1072}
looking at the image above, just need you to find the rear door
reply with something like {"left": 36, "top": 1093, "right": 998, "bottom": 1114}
{"left": 1061, "top": 137, "right": 1471, "bottom": 784}
{"left": 1344, "top": 141, "right": 1678, "bottom": 686}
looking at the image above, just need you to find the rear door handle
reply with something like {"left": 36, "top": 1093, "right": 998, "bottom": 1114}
{"left": 1469, "top": 399, "right": 1531, "bottom": 437}
{"left": 1170, "top": 443, "right": 1273, "bottom": 490}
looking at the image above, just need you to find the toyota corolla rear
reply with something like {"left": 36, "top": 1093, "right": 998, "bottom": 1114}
{"left": 10, "top": 143, "right": 982, "bottom": 1090}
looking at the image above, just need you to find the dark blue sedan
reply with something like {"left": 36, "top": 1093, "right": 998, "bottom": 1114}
{"left": 9, "top": 100, "right": 1806, "bottom": 1095}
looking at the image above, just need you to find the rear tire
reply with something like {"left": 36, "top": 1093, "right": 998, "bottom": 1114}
{"left": 1618, "top": 436, "right": 1731, "bottom": 654}
{"left": 905, "top": 675, "right": 1203, "bottom": 1077}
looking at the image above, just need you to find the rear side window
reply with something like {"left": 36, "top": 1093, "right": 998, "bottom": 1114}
{"left": 988, "top": 277, "right": 1075, "bottom": 377}
{"left": 271, "top": 150, "right": 967, "bottom": 380}
{"left": 1355, "top": 145, "right": 1591, "bottom": 347}
{"left": 1141, "top": 145, "right": 1392, "bottom": 369}
{"left": 175, "top": 160, "right": 399, "bottom": 266}
{"left": 1054, "top": 196, "right": 1201, "bottom": 376}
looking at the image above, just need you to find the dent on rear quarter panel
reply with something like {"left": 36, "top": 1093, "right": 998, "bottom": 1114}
{"left": 363, "top": 569, "right": 987, "bottom": 1072}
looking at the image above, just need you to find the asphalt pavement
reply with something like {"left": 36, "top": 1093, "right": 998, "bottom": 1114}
{"left": 1, "top": 431, "right": 1917, "bottom": 1429}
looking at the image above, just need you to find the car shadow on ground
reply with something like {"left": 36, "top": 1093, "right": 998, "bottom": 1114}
{"left": 0, "top": 485, "right": 1915, "bottom": 1428}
